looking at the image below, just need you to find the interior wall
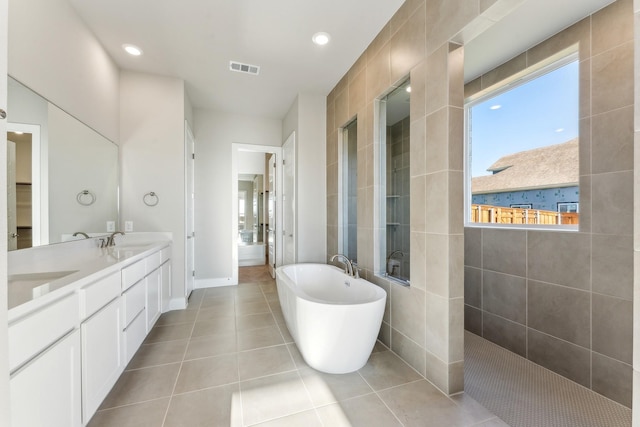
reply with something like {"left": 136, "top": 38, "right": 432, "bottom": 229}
{"left": 633, "top": 0, "right": 640, "bottom": 422}
{"left": 193, "top": 109, "right": 282, "bottom": 285}
{"left": 283, "top": 93, "right": 327, "bottom": 263}
{"left": 464, "top": 0, "right": 633, "bottom": 407}
{"left": 7, "top": 0, "right": 119, "bottom": 142}
{"left": 326, "top": 0, "right": 475, "bottom": 394}
{"left": 119, "top": 71, "right": 188, "bottom": 307}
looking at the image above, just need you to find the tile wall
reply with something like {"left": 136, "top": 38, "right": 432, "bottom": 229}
{"left": 464, "top": 0, "right": 634, "bottom": 407}
{"left": 326, "top": 0, "right": 503, "bottom": 394}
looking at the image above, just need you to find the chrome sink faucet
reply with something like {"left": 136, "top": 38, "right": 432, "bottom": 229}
{"left": 330, "top": 254, "right": 355, "bottom": 277}
{"left": 105, "top": 231, "right": 125, "bottom": 247}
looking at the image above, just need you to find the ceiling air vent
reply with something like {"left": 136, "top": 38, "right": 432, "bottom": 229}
{"left": 229, "top": 61, "right": 260, "bottom": 75}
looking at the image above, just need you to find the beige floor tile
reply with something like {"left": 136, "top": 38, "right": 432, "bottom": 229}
{"left": 299, "top": 367, "right": 373, "bottom": 406}
{"left": 236, "top": 312, "right": 276, "bottom": 332}
{"left": 191, "top": 318, "right": 236, "bottom": 337}
{"left": 126, "top": 339, "right": 188, "bottom": 370}
{"left": 315, "top": 394, "right": 402, "bottom": 427}
{"left": 144, "top": 323, "right": 193, "bottom": 344}
{"left": 474, "top": 418, "right": 512, "bottom": 426}
{"left": 184, "top": 332, "right": 237, "bottom": 360}
{"left": 240, "top": 371, "right": 314, "bottom": 426}
{"left": 236, "top": 300, "right": 271, "bottom": 316}
{"left": 378, "top": 380, "right": 479, "bottom": 426}
{"left": 164, "top": 383, "right": 241, "bottom": 427}
{"left": 238, "top": 345, "right": 296, "bottom": 380}
{"left": 276, "top": 323, "right": 294, "bottom": 343}
{"left": 253, "top": 409, "right": 323, "bottom": 426}
{"left": 200, "top": 297, "right": 235, "bottom": 311}
{"left": 357, "top": 350, "right": 422, "bottom": 391}
{"left": 87, "top": 398, "right": 169, "bottom": 427}
{"left": 197, "top": 305, "right": 235, "bottom": 320}
{"left": 173, "top": 353, "right": 239, "bottom": 394}
{"left": 237, "top": 325, "right": 285, "bottom": 351}
{"left": 100, "top": 363, "right": 181, "bottom": 409}
{"left": 450, "top": 392, "right": 499, "bottom": 423}
{"left": 155, "top": 309, "right": 198, "bottom": 326}
{"left": 286, "top": 343, "right": 308, "bottom": 369}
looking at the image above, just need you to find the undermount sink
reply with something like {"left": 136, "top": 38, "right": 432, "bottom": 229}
{"left": 8, "top": 270, "right": 79, "bottom": 308}
{"left": 107, "top": 244, "right": 153, "bottom": 260}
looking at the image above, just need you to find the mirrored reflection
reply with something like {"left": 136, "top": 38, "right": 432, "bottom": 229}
{"left": 7, "top": 77, "right": 119, "bottom": 250}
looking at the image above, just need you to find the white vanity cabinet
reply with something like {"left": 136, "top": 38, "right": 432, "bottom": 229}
{"left": 10, "top": 330, "right": 82, "bottom": 427}
{"left": 160, "top": 246, "right": 171, "bottom": 313}
{"left": 79, "top": 271, "right": 123, "bottom": 425}
{"left": 8, "top": 241, "right": 173, "bottom": 427}
{"left": 9, "top": 293, "right": 82, "bottom": 427}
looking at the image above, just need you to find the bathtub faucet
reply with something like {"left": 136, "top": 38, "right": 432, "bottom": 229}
{"left": 330, "top": 254, "right": 355, "bottom": 277}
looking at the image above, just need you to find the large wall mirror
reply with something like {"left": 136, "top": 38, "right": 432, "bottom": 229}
{"left": 7, "top": 77, "right": 119, "bottom": 250}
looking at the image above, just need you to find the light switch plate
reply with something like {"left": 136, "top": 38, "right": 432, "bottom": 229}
{"left": 106, "top": 221, "right": 115, "bottom": 232}
{"left": 125, "top": 221, "right": 133, "bottom": 232}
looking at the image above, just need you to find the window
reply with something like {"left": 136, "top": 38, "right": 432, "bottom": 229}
{"left": 466, "top": 52, "right": 579, "bottom": 228}
{"left": 378, "top": 79, "right": 410, "bottom": 284}
{"left": 340, "top": 119, "right": 358, "bottom": 262}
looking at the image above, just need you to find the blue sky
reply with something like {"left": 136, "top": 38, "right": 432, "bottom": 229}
{"left": 469, "top": 60, "right": 579, "bottom": 177}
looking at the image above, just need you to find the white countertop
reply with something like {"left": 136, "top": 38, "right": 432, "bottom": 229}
{"left": 8, "top": 233, "right": 171, "bottom": 321}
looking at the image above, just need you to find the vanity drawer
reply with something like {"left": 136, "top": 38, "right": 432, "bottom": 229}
{"left": 79, "top": 271, "right": 121, "bottom": 320}
{"left": 122, "top": 279, "right": 146, "bottom": 327}
{"left": 9, "top": 293, "right": 79, "bottom": 372}
{"left": 122, "top": 259, "right": 146, "bottom": 291}
{"left": 160, "top": 246, "right": 171, "bottom": 264}
{"left": 123, "top": 309, "right": 147, "bottom": 363}
{"left": 145, "top": 250, "right": 162, "bottom": 272}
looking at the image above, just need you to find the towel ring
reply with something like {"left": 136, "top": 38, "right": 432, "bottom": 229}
{"left": 76, "top": 190, "right": 96, "bottom": 206}
{"left": 143, "top": 191, "right": 159, "bottom": 207}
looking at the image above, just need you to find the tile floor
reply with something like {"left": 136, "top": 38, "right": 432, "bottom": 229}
{"left": 89, "top": 267, "right": 506, "bottom": 427}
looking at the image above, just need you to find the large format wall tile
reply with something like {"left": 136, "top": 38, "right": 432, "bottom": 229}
{"left": 528, "top": 280, "right": 590, "bottom": 347}
{"left": 482, "top": 312, "right": 526, "bottom": 357}
{"left": 592, "top": 293, "right": 632, "bottom": 364}
{"left": 592, "top": 234, "right": 633, "bottom": 300}
{"left": 527, "top": 329, "right": 591, "bottom": 388}
{"left": 592, "top": 352, "right": 632, "bottom": 407}
{"left": 527, "top": 231, "right": 591, "bottom": 290}
{"left": 482, "top": 270, "right": 526, "bottom": 324}
{"left": 482, "top": 229, "right": 526, "bottom": 277}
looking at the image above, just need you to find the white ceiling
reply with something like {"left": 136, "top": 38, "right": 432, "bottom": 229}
{"left": 68, "top": 0, "right": 617, "bottom": 120}
{"left": 68, "top": 0, "right": 404, "bottom": 119}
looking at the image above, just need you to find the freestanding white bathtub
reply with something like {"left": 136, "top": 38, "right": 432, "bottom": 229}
{"left": 275, "top": 263, "right": 387, "bottom": 374}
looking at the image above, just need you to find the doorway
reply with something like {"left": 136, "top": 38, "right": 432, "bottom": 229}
{"left": 6, "top": 123, "right": 41, "bottom": 250}
{"left": 231, "top": 143, "right": 282, "bottom": 285}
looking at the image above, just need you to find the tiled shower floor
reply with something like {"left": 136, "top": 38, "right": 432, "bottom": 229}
{"left": 464, "top": 331, "right": 632, "bottom": 427}
{"left": 88, "top": 268, "right": 504, "bottom": 426}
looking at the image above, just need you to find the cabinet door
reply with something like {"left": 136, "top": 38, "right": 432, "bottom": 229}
{"left": 161, "top": 261, "right": 171, "bottom": 312}
{"left": 81, "top": 297, "right": 124, "bottom": 424}
{"left": 146, "top": 268, "right": 161, "bottom": 332}
{"left": 10, "top": 330, "right": 82, "bottom": 427}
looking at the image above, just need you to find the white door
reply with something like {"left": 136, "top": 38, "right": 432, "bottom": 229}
{"left": 185, "top": 122, "right": 195, "bottom": 299}
{"left": 282, "top": 132, "right": 295, "bottom": 266}
{"left": 7, "top": 140, "right": 16, "bottom": 250}
{"left": 268, "top": 154, "right": 276, "bottom": 277}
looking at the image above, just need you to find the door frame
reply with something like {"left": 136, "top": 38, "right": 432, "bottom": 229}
{"left": 184, "top": 121, "right": 195, "bottom": 300}
{"left": 7, "top": 122, "right": 42, "bottom": 246}
{"left": 231, "top": 143, "right": 282, "bottom": 285}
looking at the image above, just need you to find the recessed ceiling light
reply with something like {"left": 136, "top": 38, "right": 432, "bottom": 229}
{"left": 12, "top": 131, "right": 23, "bottom": 135}
{"left": 312, "top": 32, "right": 331, "bottom": 46}
{"left": 405, "top": 86, "right": 412, "bottom": 93}
{"left": 489, "top": 104, "right": 501, "bottom": 110}
{"left": 123, "top": 44, "right": 143, "bottom": 56}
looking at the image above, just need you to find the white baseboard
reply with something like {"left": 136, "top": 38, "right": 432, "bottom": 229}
{"left": 195, "top": 277, "right": 238, "bottom": 288}
{"left": 168, "top": 297, "right": 187, "bottom": 311}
